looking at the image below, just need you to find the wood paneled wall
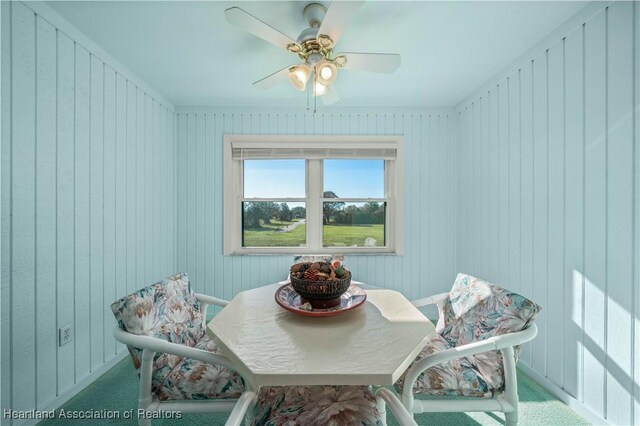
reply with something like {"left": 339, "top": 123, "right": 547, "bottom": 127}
{"left": 3, "top": 1, "right": 638, "bottom": 425}
{"left": 0, "top": 2, "right": 176, "bottom": 420}
{"left": 174, "top": 109, "right": 458, "bottom": 308}
{"left": 456, "top": 2, "right": 639, "bottom": 424}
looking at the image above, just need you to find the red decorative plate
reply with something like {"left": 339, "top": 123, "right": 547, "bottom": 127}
{"left": 275, "top": 283, "right": 367, "bottom": 317}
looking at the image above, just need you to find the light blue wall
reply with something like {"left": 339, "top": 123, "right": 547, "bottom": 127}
{"left": 174, "top": 109, "right": 459, "bottom": 305}
{"left": 456, "top": 2, "right": 640, "bottom": 424}
{"left": 0, "top": 2, "right": 176, "bottom": 421}
{"left": 4, "top": 1, "right": 638, "bottom": 425}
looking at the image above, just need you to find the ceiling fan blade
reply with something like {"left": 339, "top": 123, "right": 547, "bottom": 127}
{"left": 318, "top": 1, "right": 364, "bottom": 45}
{"left": 337, "top": 52, "right": 401, "bottom": 73}
{"left": 252, "top": 66, "right": 292, "bottom": 90}
{"left": 225, "top": 7, "right": 296, "bottom": 51}
{"left": 321, "top": 86, "right": 340, "bottom": 105}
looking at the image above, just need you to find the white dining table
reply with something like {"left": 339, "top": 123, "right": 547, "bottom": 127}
{"left": 206, "top": 281, "right": 436, "bottom": 388}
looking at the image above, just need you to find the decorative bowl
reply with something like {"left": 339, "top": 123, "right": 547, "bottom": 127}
{"left": 289, "top": 271, "right": 352, "bottom": 309}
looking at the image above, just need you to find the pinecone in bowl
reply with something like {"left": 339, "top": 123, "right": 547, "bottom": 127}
{"left": 289, "top": 258, "right": 351, "bottom": 309}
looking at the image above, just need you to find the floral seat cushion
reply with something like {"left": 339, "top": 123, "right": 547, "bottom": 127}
{"left": 253, "top": 385, "right": 383, "bottom": 426}
{"left": 394, "top": 333, "right": 494, "bottom": 397}
{"left": 396, "top": 273, "right": 541, "bottom": 397}
{"left": 111, "top": 273, "right": 205, "bottom": 388}
{"left": 155, "top": 334, "right": 245, "bottom": 401}
{"left": 111, "top": 272, "right": 244, "bottom": 400}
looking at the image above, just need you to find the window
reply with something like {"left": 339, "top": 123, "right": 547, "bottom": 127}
{"left": 223, "top": 136, "right": 404, "bottom": 254}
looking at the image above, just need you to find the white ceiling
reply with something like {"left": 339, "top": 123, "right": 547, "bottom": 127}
{"left": 46, "top": 1, "right": 588, "bottom": 108}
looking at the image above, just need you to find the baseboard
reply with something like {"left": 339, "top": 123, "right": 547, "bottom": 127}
{"left": 518, "top": 363, "right": 609, "bottom": 425}
{"left": 14, "top": 351, "right": 129, "bottom": 426}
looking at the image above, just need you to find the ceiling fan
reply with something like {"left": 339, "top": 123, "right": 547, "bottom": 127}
{"left": 225, "top": 1, "right": 401, "bottom": 107}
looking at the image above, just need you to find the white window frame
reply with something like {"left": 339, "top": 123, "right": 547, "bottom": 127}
{"left": 223, "top": 135, "right": 404, "bottom": 255}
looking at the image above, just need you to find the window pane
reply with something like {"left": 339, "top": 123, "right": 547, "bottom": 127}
{"left": 242, "top": 202, "right": 306, "bottom": 247}
{"left": 244, "top": 160, "right": 305, "bottom": 198}
{"left": 322, "top": 202, "right": 385, "bottom": 247}
{"left": 323, "top": 160, "right": 384, "bottom": 198}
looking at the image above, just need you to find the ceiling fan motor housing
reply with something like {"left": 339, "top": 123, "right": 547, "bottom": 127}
{"left": 303, "top": 3, "right": 326, "bottom": 28}
{"left": 296, "top": 27, "right": 320, "bottom": 44}
{"left": 290, "top": 3, "right": 339, "bottom": 64}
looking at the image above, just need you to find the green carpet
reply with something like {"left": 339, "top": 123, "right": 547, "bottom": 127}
{"left": 40, "top": 357, "right": 589, "bottom": 426}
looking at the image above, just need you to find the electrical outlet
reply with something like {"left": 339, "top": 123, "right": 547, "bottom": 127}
{"left": 59, "top": 324, "right": 73, "bottom": 346}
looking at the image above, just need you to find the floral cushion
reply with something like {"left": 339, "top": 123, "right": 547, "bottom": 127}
{"left": 111, "top": 275, "right": 245, "bottom": 401}
{"left": 253, "top": 385, "right": 383, "bottom": 426}
{"left": 155, "top": 334, "right": 245, "bottom": 401}
{"left": 438, "top": 273, "right": 541, "bottom": 390}
{"left": 397, "top": 273, "right": 541, "bottom": 396}
{"left": 438, "top": 273, "right": 541, "bottom": 348}
{"left": 110, "top": 273, "right": 205, "bottom": 388}
{"left": 394, "top": 334, "right": 493, "bottom": 397}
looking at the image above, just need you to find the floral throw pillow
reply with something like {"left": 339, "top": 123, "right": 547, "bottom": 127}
{"left": 110, "top": 272, "right": 204, "bottom": 369}
{"left": 437, "top": 273, "right": 542, "bottom": 348}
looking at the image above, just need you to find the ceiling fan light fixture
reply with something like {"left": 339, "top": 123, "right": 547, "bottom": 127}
{"left": 288, "top": 64, "right": 311, "bottom": 91}
{"left": 314, "top": 81, "right": 328, "bottom": 96}
{"left": 316, "top": 61, "right": 338, "bottom": 86}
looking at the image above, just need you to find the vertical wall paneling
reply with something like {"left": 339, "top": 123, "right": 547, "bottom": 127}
{"left": 605, "top": 3, "right": 634, "bottom": 424}
{"left": 74, "top": 43, "right": 91, "bottom": 383}
{"left": 212, "top": 113, "right": 224, "bottom": 313}
{"left": 135, "top": 88, "right": 144, "bottom": 302}
{"left": 114, "top": 72, "right": 126, "bottom": 325}
{"left": 1, "top": 0, "right": 11, "bottom": 414}
{"left": 11, "top": 2, "right": 36, "bottom": 411}
{"left": 89, "top": 53, "right": 104, "bottom": 373}
{"left": 144, "top": 94, "right": 152, "bottom": 285}
{"left": 489, "top": 87, "right": 499, "bottom": 283}
{"left": 196, "top": 114, "right": 205, "bottom": 294}
{"left": 56, "top": 30, "right": 76, "bottom": 395}
{"left": 186, "top": 114, "right": 196, "bottom": 289}
{"left": 456, "top": 3, "right": 638, "bottom": 424}
{"left": 142, "top": 94, "right": 149, "bottom": 287}
{"left": 125, "top": 81, "right": 135, "bottom": 296}
{"left": 175, "top": 109, "right": 457, "bottom": 306}
{"left": 177, "top": 114, "right": 186, "bottom": 277}
{"left": 634, "top": 2, "right": 640, "bottom": 424}
{"left": 481, "top": 95, "right": 490, "bottom": 280}
{"left": 204, "top": 114, "right": 214, "bottom": 298}
{"left": 546, "top": 39, "right": 564, "bottom": 388}
{"left": 35, "top": 14, "right": 57, "bottom": 406}
{"left": 508, "top": 73, "right": 521, "bottom": 298}
{"left": 1, "top": 2, "right": 176, "bottom": 417}
{"left": 102, "top": 65, "right": 116, "bottom": 360}
{"left": 531, "top": 49, "right": 548, "bottom": 375}
{"left": 563, "top": 24, "right": 585, "bottom": 402}
{"left": 519, "top": 61, "right": 534, "bottom": 365}
{"left": 150, "top": 100, "right": 158, "bottom": 281}
{"left": 582, "top": 9, "right": 606, "bottom": 415}
{"left": 498, "top": 82, "right": 509, "bottom": 294}
{"left": 472, "top": 103, "right": 480, "bottom": 275}
{"left": 457, "top": 110, "right": 464, "bottom": 273}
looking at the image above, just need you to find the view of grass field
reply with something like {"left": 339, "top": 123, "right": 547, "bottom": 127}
{"left": 243, "top": 220, "right": 306, "bottom": 247}
{"left": 242, "top": 219, "right": 384, "bottom": 247}
{"left": 323, "top": 224, "right": 384, "bottom": 247}
{"left": 242, "top": 159, "right": 386, "bottom": 248}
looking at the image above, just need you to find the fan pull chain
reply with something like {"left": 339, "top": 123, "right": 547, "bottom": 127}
{"left": 313, "top": 70, "right": 317, "bottom": 114}
{"left": 306, "top": 74, "right": 310, "bottom": 111}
